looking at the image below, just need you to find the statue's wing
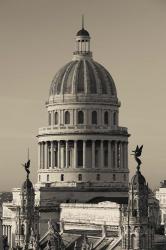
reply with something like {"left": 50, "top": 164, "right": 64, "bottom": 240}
{"left": 136, "top": 145, "right": 139, "bottom": 152}
{"left": 140, "top": 145, "right": 143, "bottom": 151}
{"left": 27, "top": 159, "right": 31, "bottom": 168}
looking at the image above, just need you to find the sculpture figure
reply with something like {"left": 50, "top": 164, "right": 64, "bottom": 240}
{"left": 22, "top": 159, "right": 31, "bottom": 178}
{"left": 132, "top": 145, "right": 143, "bottom": 170}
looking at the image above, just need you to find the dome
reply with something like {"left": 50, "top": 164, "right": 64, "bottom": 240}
{"left": 131, "top": 169, "right": 146, "bottom": 189}
{"left": 76, "top": 28, "right": 90, "bottom": 37}
{"left": 49, "top": 59, "right": 117, "bottom": 98}
{"left": 22, "top": 177, "right": 33, "bottom": 191}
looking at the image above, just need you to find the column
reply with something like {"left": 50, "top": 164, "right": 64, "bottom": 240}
{"left": 44, "top": 142, "right": 48, "bottom": 169}
{"left": 92, "top": 140, "right": 95, "bottom": 168}
{"left": 108, "top": 140, "right": 112, "bottom": 168}
{"left": 51, "top": 141, "right": 54, "bottom": 168}
{"left": 114, "top": 141, "right": 118, "bottom": 168}
{"left": 38, "top": 143, "right": 40, "bottom": 169}
{"left": 74, "top": 140, "right": 77, "bottom": 168}
{"left": 8, "top": 226, "right": 11, "bottom": 247}
{"left": 125, "top": 142, "right": 128, "bottom": 169}
{"left": 100, "top": 140, "right": 104, "bottom": 168}
{"left": 61, "top": 143, "right": 65, "bottom": 168}
{"left": 66, "top": 141, "right": 68, "bottom": 168}
{"left": 58, "top": 141, "right": 61, "bottom": 168}
{"left": 83, "top": 140, "right": 86, "bottom": 168}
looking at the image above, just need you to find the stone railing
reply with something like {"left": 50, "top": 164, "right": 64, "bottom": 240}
{"left": 38, "top": 125, "right": 127, "bottom": 135}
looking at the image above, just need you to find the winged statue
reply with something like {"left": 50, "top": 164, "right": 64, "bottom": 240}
{"left": 131, "top": 145, "right": 143, "bottom": 170}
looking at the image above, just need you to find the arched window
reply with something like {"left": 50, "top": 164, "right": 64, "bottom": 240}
{"left": 48, "top": 112, "right": 51, "bottom": 125}
{"left": 92, "top": 111, "right": 97, "bottom": 124}
{"left": 78, "top": 174, "right": 82, "bottom": 181}
{"left": 113, "top": 112, "right": 117, "bottom": 125}
{"left": 131, "top": 234, "right": 136, "bottom": 249}
{"left": 104, "top": 111, "right": 108, "bottom": 125}
{"left": 113, "top": 174, "right": 116, "bottom": 181}
{"left": 54, "top": 112, "right": 58, "bottom": 125}
{"left": 124, "top": 174, "right": 126, "bottom": 181}
{"left": 78, "top": 111, "right": 84, "bottom": 124}
{"left": 65, "top": 111, "right": 70, "bottom": 124}
{"left": 96, "top": 174, "right": 100, "bottom": 181}
{"left": 47, "top": 174, "right": 49, "bottom": 182}
{"left": 38, "top": 175, "right": 41, "bottom": 182}
{"left": 61, "top": 174, "right": 64, "bottom": 181}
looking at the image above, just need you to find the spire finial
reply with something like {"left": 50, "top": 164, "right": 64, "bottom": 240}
{"left": 27, "top": 147, "right": 29, "bottom": 161}
{"left": 82, "top": 14, "right": 84, "bottom": 29}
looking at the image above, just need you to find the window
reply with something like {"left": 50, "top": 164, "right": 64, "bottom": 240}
{"left": 124, "top": 174, "right": 126, "bottom": 181}
{"left": 48, "top": 112, "right": 51, "bottom": 125}
{"left": 78, "top": 174, "right": 82, "bottom": 181}
{"left": 54, "top": 112, "right": 58, "bottom": 125}
{"left": 65, "top": 111, "right": 70, "bottom": 124}
{"left": 96, "top": 174, "right": 100, "bottom": 181}
{"left": 104, "top": 111, "right": 108, "bottom": 125}
{"left": 47, "top": 174, "right": 49, "bottom": 182}
{"left": 113, "top": 112, "right": 116, "bottom": 125}
{"left": 38, "top": 175, "right": 41, "bottom": 182}
{"left": 113, "top": 174, "right": 116, "bottom": 181}
{"left": 92, "top": 111, "right": 97, "bottom": 124}
{"left": 61, "top": 174, "right": 64, "bottom": 181}
{"left": 78, "top": 111, "right": 84, "bottom": 124}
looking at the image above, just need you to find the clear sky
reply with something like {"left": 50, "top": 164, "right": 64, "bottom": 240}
{"left": 0, "top": 0, "right": 166, "bottom": 191}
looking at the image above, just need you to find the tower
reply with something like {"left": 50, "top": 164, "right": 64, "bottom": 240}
{"left": 122, "top": 147, "right": 154, "bottom": 250}
{"left": 37, "top": 21, "right": 129, "bottom": 204}
{"left": 15, "top": 161, "right": 37, "bottom": 249}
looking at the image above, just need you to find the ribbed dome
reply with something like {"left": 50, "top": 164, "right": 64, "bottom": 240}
{"left": 49, "top": 59, "right": 117, "bottom": 98}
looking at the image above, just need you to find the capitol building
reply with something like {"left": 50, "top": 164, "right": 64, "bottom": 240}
{"left": 1, "top": 23, "right": 161, "bottom": 250}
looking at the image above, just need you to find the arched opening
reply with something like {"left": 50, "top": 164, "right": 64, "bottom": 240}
{"left": 78, "top": 111, "right": 84, "bottom": 124}
{"left": 113, "top": 174, "right": 116, "bottom": 181}
{"left": 54, "top": 112, "right": 58, "bottom": 125}
{"left": 131, "top": 234, "right": 136, "bottom": 249}
{"left": 104, "top": 111, "right": 109, "bottom": 125}
{"left": 65, "top": 111, "right": 70, "bottom": 124}
{"left": 78, "top": 174, "right": 82, "bottom": 181}
{"left": 47, "top": 174, "right": 49, "bottom": 182}
{"left": 61, "top": 174, "right": 64, "bottom": 181}
{"left": 92, "top": 111, "right": 97, "bottom": 124}
{"left": 96, "top": 174, "right": 100, "bottom": 181}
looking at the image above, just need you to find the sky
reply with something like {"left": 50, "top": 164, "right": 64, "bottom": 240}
{"left": 0, "top": 0, "right": 166, "bottom": 191}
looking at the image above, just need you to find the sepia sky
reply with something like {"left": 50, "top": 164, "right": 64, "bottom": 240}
{"left": 0, "top": 0, "right": 166, "bottom": 191}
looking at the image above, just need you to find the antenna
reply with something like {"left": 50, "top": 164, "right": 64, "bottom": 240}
{"left": 82, "top": 14, "right": 84, "bottom": 29}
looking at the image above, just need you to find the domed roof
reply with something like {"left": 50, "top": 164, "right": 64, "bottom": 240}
{"left": 131, "top": 169, "right": 146, "bottom": 190}
{"left": 49, "top": 59, "right": 117, "bottom": 98}
{"left": 76, "top": 28, "right": 90, "bottom": 37}
{"left": 22, "top": 177, "right": 33, "bottom": 191}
